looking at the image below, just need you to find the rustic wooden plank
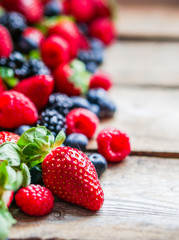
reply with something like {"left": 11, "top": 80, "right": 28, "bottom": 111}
{"left": 87, "top": 87, "right": 179, "bottom": 153}
{"left": 10, "top": 156, "right": 179, "bottom": 239}
{"left": 102, "top": 42, "right": 179, "bottom": 87}
{"left": 116, "top": 3, "right": 179, "bottom": 39}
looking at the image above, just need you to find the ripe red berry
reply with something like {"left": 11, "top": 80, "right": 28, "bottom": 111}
{"left": 1, "top": 0, "right": 43, "bottom": 24}
{"left": 89, "top": 71, "right": 113, "bottom": 91}
{"left": 66, "top": 0, "right": 95, "bottom": 22}
{"left": 0, "top": 91, "right": 38, "bottom": 129}
{"left": 66, "top": 108, "right": 99, "bottom": 138}
{"left": 89, "top": 18, "right": 116, "bottom": 45}
{"left": 93, "top": 0, "right": 111, "bottom": 18}
{"left": 14, "top": 75, "right": 54, "bottom": 111}
{"left": 41, "top": 35, "right": 70, "bottom": 68}
{"left": 42, "top": 146, "right": 104, "bottom": 211}
{"left": 0, "top": 25, "right": 13, "bottom": 58}
{"left": 97, "top": 128, "right": 131, "bottom": 162}
{"left": 0, "top": 131, "right": 20, "bottom": 145}
{"left": 48, "top": 20, "right": 80, "bottom": 58}
{"left": 15, "top": 185, "right": 54, "bottom": 216}
{"left": 0, "top": 77, "right": 6, "bottom": 93}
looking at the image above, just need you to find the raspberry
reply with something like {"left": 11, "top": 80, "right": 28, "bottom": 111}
{"left": 41, "top": 35, "right": 70, "bottom": 68}
{"left": 0, "top": 91, "right": 38, "bottom": 129}
{"left": 0, "top": 25, "right": 13, "bottom": 58}
{"left": 97, "top": 128, "right": 131, "bottom": 162}
{"left": 89, "top": 71, "right": 113, "bottom": 91}
{"left": 15, "top": 184, "right": 54, "bottom": 216}
{"left": 66, "top": 108, "right": 99, "bottom": 138}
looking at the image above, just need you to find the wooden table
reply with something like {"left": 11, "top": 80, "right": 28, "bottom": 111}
{"left": 10, "top": 2, "right": 179, "bottom": 239}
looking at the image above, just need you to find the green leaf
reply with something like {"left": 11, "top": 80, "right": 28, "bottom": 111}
{"left": 70, "top": 69, "right": 90, "bottom": 95}
{"left": 20, "top": 163, "right": 31, "bottom": 187}
{"left": 22, "top": 143, "right": 41, "bottom": 156}
{"left": 0, "top": 142, "right": 22, "bottom": 167}
{"left": 4, "top": 77, "right": 19, "bottom": 88}
{"left": 53, "top": 131, "right": 66, "bottom": 148}
{"left": 70, "top": 59, "right": 86, "bottom": 73}
{"left": 0, "top": 162, "right": 8, "bottom": 189}
{"left": 0, "top": 201, "right": 16, "bottom": 240}
{"left": 0, "top": 67, "right": 14, "bottom": 79}
{"left": 18, "top": 126, "right": 55, "bottom": 150}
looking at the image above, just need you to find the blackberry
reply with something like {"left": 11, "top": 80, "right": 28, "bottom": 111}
{"left": 16, "top": 59, "right": 50, "bottom": 79}
{"left": 37, "top": 109, "right": 67, "bottom": 137}
{"left": 0, "top": 51, "right": 25, "bottom": 70}
{"left": 48, "top": 93, "right": 73, "bottom": 116}
{"left": 0, "top": 12, "right": 27, "bottom": 41}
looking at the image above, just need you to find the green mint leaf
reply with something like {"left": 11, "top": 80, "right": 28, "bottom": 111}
{"left": 0, "top": 142, "right": 22, "bottom": 167}
{"left": 0, "top": 201, "right": 16, "bottom": 240}
{"left": 20, "top": 163, "right": 31, "bottom": 187}
{"left": 53, "top": 131, "right": 66, "bottom": 148}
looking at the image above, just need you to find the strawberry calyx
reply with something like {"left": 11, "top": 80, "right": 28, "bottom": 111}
{"left": 69, "top": 59, "right": 90, "bottom": 95}
{"left": 0, "top": 66, "right": 19, "bottom": 88}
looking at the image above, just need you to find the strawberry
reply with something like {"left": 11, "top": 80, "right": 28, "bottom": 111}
{"left": 41, "top": 35, "right": 70, "bottom": 69}
{"left": 42, "top": 146, "right": 104, "bottom": 211}
{"left": 0, "top": 131, "right": 20, "bottom": 145}
{"left": 93, "top": 0, "right": 111, "bottom": 18}
{"left": 66, "top": 0, "right": 95, "bottom": 22}
{"left": 48, "top": 19, "right": 80, "bottom": 58}
{"left": 0, "top": 91, "right": 38, "bottom": 129}
{"left": 0, "top": 77, "right": 6, "bottom": 93}
{"left": 14, "top": 75, "right": 54, "bottom": 111}
{"left": 1, "top": 0, "right": 43, "bottom": 24}
{"left": 53, "top": 59, "right": 90, "bottom": 96}
{"left": 89, "top": 17, "right": 116, "bottom": 45}
{"left": 0, "top": 25, "right": 13, "bottom": 58}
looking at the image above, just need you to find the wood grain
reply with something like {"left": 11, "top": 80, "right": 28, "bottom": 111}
{"left": 10, "top": 156, "right": 179, "bottom": 240}
{"left": 116, "top": 3, "right": 179, "bottom": 39}
{"left": 87, "top": 87, "right": 179, "bottom": 153}
{"left": 102, "top": 42, "right": 179, "bottom": 87}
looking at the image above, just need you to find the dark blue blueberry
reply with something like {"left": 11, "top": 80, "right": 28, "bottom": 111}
{"left": 78, "top": 50, "right": 103, "bottom": 65}
{"left": 30, "top": 166, "right": 43, "bottom": 185}
{"left": 44, "top": 0, "right": 63, "bottom": 17}
{"left": 8, "top": 51, "right": 25, "bottom": 68}
{"left": 88, "top": 153, "right": 107, "bottom": 177}
{"left": 18, "top": 36, "right": 38, "bottom": 54}
{"left": 87, "top": 88, "right": 116, "bottom": 118}
{"left": 87, "top": 88, "right": 107, "bottom": 104}
{"left": 90, "top": 38, "right": 104, "bottom": 51}
{"left": 14, "top": 125, "right": 31, "bottom": 135}
{"left": 64, "top": 133, "right": 89, "bottom": 151}
{"left": 98, "top": 98, "right": 116, "bottom": 118}
{"left": 85, "top": 61, "right": 98, "bottom": 73}
{"left": 78, "top": 23, "right": 89, "bottom": 35}
{"left": 90, "top": 104, "right": 100, "bottom": 116}
{"left": 71, "top": 96, "right": 91, "bottom": 110}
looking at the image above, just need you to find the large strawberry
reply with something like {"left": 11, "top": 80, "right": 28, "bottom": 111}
{"left": 0, "top": 25, "right": 13, "bottom": 58}
{"left": 1, "top": 0, "right": 43, "bottom": 24}
{"left": 14, "top": 75, "right": 54, "bottom": 111}
{"left": 53, "top": 59, "right": 90, "bottom": 96}
{"left": 11, "top": 126, "right": 104, "bottom": 211}
{"left": 48, "top": 19, "right": 80, "bottom": 58}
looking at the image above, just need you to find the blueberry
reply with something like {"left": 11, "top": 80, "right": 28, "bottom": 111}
{"left": 88, "top": 153, "right": 107, "bottom": 177}
{"left": 30, "top": 166, "right": 43, "bottom": 185}
{"left": 87, "top": 88, "right": 107, "bottom": 104}
{"left": 8, "top": 51, "right": 25, "bottom": 68}
{"left": 64, "top": 133, "right": 89, "bottom": 151}
{"left": 77, "top": 23, "right": 88, "bottom": 35}
{"left": 87, "top": 88, "right": 116, "bottom": 118}
{"left": 98, "top": 98, "right": 116, "bottom": 118}
{"left": 18, "top": 36, "right": 38, "bottom": 54}
{"left": 71, "top": 96, "right": 91, "bottom": 110}
{"left": 90, "top": 38, "right": 104, "bottom": 51}
{"left": 44, "top": 0, "right": 63, "bottom": 16}
{"left": 14, "top": 125, "right": 31, "bottom": 135}
{"left": 78, "top": 50, "right": 103, "bottom": 65}
{"left": 90, "top": 104, "right": 100, "bottom": 116}
{"left": 85, "top": 61, "right": 98, "bottom": 73}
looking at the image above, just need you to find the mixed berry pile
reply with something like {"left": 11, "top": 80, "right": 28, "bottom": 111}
{"left": 0, "top": 0, "right": 131, "bottom": 239}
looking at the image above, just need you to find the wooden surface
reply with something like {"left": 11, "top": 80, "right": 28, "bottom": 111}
{"left": 10, "top": 156, "right": 179, "bottom": 240}
{"left": 117, "top": 3, "right": 179, "bottom": 39}
{"left": 10, "top": 2, "right": 179, "bottom": 240}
